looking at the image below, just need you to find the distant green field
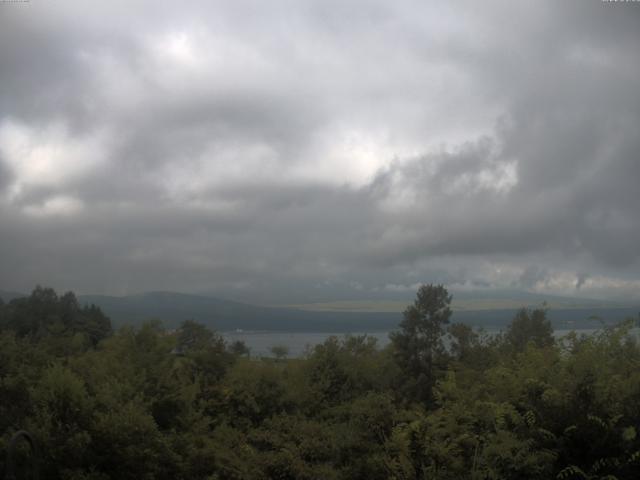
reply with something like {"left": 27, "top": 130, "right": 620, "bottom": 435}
{"left": 281, "top": 297, "right": 631, "bottom": 313}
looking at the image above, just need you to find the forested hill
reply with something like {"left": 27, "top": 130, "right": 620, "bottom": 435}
{"left": 2, "top": 290, "right": 638, "bottom": 332}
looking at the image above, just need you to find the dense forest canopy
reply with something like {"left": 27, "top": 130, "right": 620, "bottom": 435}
{"left": 1, "top": 285, "right": 639, "bottom": 479}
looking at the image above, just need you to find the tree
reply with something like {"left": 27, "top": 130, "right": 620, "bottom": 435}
{"left": 176, "top": 320, "right": 217, "bottom": 353}
{"left": 448, "top": 322, "right": 478, "bottom": 362}
{"left": 229, "top": 339, "right": 251, "bottom": 357}
{"left": 390, "top": 284, "right": 452, "bottom": 403}
{"left": 175, "top": 320, "right": 234, "bottom": 393}
{"left": 270, "top": 345, "right": 289, "bottom": 361}
{"left": 0, "top": 287, "right": 111, "bottom": 349}
{"left": 505, "top": 307, "right": 554, "bottom": 352}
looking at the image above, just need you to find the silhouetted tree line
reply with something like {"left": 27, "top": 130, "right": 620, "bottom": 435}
{"left": 0, "top": 286, "right": 111, "bottom": 347}
{"left": 0, "top": 285, "right": 639, "bottom": 479}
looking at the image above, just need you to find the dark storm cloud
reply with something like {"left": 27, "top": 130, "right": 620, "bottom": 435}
{"left": 0, "top": 0, "right": 639, "bottom": 300}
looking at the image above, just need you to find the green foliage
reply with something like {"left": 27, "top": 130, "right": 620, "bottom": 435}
{"left": 1, "top": 285, "right": 640, "bottom": 479}
{"left": 0, "top": 286, "right": 111, "bottom": 348}
{"left": 390, "top": 284, "right": 452, "bottom": 403}
{"left": 505, "top": 306, "right": 554, "bottom": 352}
{"left": 269, "top": 344, "right": 289, "bottom": 360}
{"left": 305, "top": 334, "right": 394, "bottom": 408}
{"left": 222, "top": 359, "right": 289, "bottom": 428}
{"left": 228, "top": 340, "right": 250, "bottom": 357}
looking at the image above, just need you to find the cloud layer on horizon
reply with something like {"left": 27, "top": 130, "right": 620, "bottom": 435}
{"left": 1, "top": 0, "right": 639, "bottom": 302}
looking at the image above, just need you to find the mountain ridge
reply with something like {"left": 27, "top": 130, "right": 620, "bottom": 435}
{"left": 2, "top": 289, "right": 638, "bottom": 332}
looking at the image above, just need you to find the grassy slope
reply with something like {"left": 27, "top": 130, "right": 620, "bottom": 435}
{"left": 280, "top": 296, "right": 634, "bottom": 313}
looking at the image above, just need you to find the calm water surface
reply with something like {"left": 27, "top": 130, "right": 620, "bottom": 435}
{"left": 222, "top": 328, "right": 625, "bottom": 358}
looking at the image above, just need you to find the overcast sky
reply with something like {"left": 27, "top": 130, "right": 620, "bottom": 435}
{"left": 1, "top": 0, "right": 639, "bottom": 302}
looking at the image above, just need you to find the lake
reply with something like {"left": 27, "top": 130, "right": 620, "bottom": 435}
{"left": 222, "top": 327, "right": 626, "bottom": 358}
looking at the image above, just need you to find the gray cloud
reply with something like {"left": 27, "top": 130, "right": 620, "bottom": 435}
{"left": 576, "top": 273, "right": 589, "bottom": 291}
{"left": 0, "top": 154, "right": 12, "bottom": 192}
{"left": 518, "top": 266, "right": 549, "bottom": 290}
{"left": 0, "top": 0, "right": 639, "bottom": 302}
